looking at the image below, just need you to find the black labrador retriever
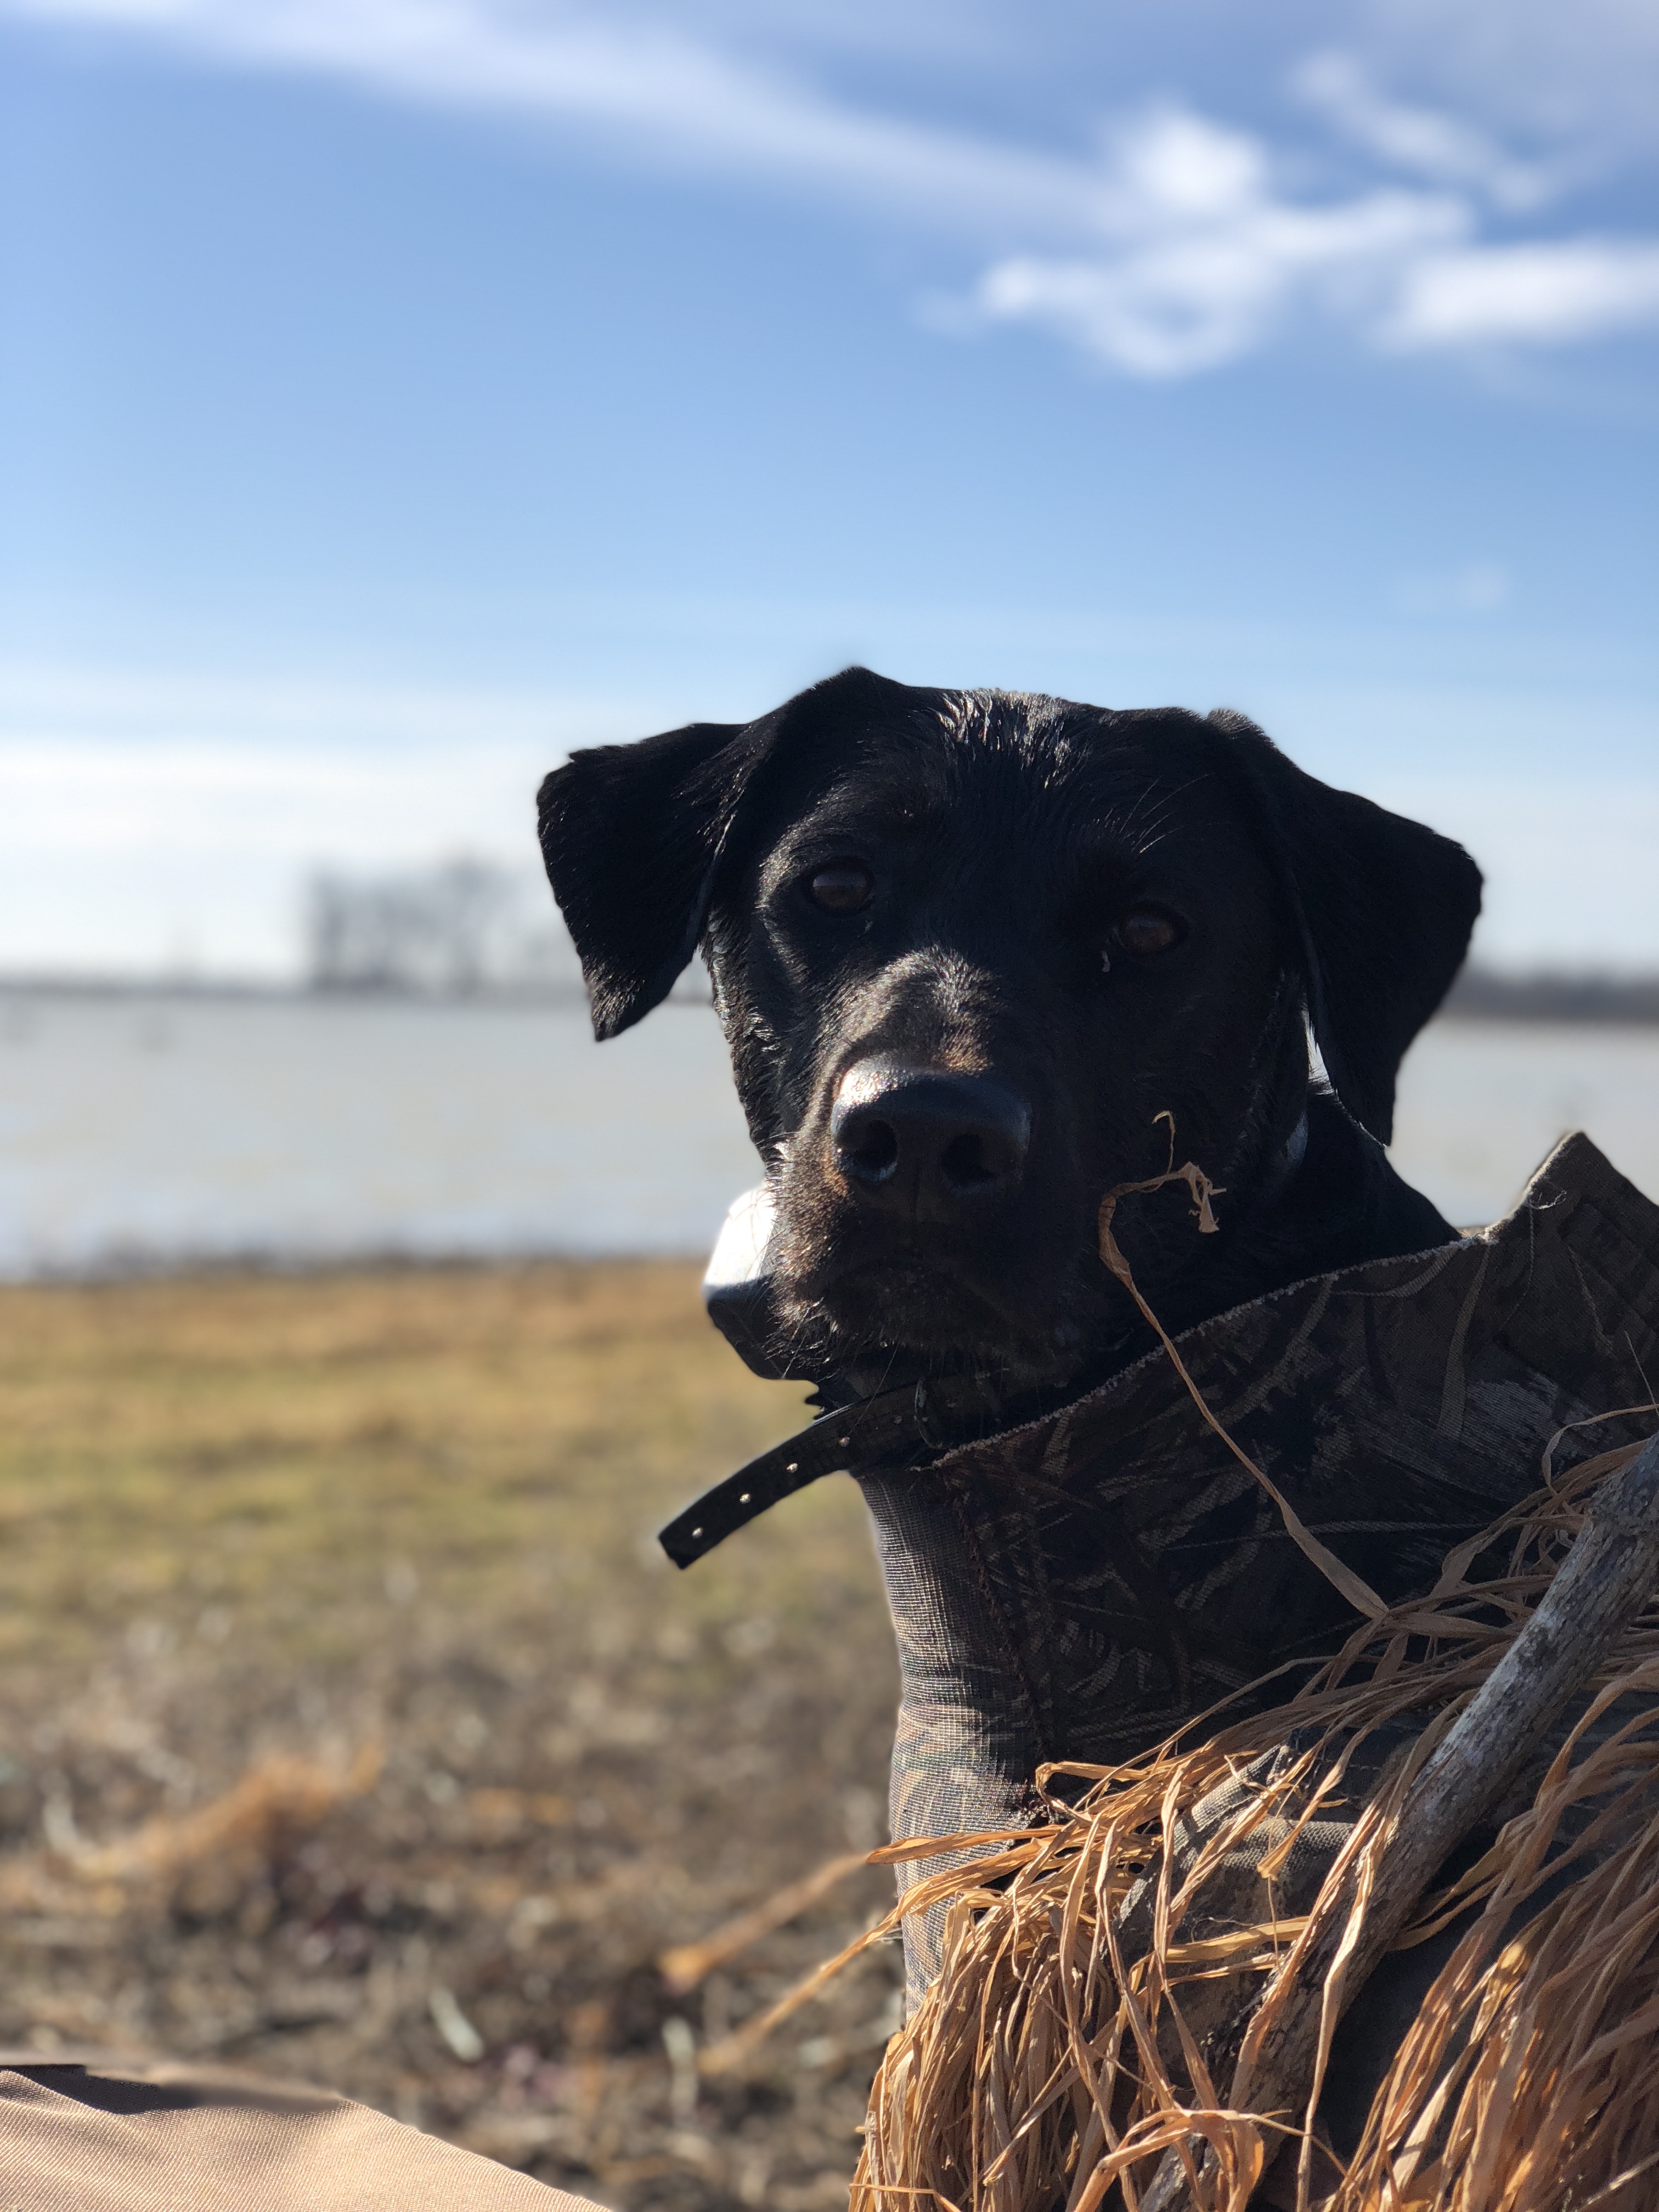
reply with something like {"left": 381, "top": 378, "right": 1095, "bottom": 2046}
{"left": 538, "top": 665, "right": 1480, "bottom": 1427}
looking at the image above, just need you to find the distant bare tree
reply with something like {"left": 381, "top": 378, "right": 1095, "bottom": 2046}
{"left": 303, "top": 859, "right": 583, "bottom": 996}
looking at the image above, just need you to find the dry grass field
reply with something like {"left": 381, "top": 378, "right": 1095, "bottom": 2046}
{"left": 0, "top": 1262, "right": 905, "bottom": 2209}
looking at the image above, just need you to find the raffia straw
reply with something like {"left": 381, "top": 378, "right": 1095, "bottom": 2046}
{"left": 1096, "top": 1113, "right": 1386, "bottom": 1623}
{"left": 690, "top": 1115, "right": 1659, "bottom": 2204}
{"left": 845, "top": 1433, "right": 1659, "bottom": 2212}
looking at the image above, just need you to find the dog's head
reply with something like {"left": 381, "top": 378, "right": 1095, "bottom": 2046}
{"left": 540, "top": 669, "right": 1480, "bottom": 1388}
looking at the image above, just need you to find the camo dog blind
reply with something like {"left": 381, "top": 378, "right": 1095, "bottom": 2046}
{"left": 857, "top": 1133, "right": 1659, "bottom": 1996}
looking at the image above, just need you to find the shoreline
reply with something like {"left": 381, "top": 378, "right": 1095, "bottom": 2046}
{"left": 0, "top": 1246, "right": 714, "bottom": 1290}
{"left": 2, "top": 973, "right": 1657, "bottom": 1025}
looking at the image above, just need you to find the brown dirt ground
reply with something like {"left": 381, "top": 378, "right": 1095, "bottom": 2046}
{"left": 0, "top": 1261, "right": 906, "bottom": 2209}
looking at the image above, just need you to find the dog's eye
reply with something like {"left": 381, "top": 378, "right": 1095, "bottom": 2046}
{"left": 1114, "top": 909, "right": 1182, "bottom": 957}
{"left": 805, "top": 861, "right": 874, "bottom": 915}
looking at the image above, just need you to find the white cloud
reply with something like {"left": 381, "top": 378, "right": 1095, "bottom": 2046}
{"left": 0, "top": 660, "right": 620, "bottom": 749}
{"left": 1383, "top": 239, "right": 1659, "bottom": 349}
{"left": 970, "top": 107, "right": 1468, "bottom": 376}
{"left": 8, "top": 0, "right": 1659, "bottom": 376}
{"left": 966, "top": 104, "right": 1659, "bottom": 374}
{"left": 0, "top": 737, "right": 525, "bottom": 860}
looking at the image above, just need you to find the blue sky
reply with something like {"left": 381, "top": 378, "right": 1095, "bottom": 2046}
{"left": 2, "top": 0, "right": 1656, "bottom": 975}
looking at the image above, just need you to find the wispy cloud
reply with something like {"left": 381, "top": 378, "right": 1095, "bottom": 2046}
{"left": 1293, "top": 51, "right": 1562, "bottom": 211}
{"left": 1354, "top": 0, "right": 1659, "bottom": 162}
{"left": 0, "top": 657, "right": 650, "bottom": 969}
{"left": 0, "top": 661, "right": 643, "bottom": 864}
{"left": 0, "top": 660, "right": 644, "bottom": 755}
{"left": 3, "top": 0, "right": 1094, "bottom": 239}
{"left": 9, "top": 0, "right": 1659, "bottom": 376}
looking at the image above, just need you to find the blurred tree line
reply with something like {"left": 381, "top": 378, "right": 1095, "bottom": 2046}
{"left": 303, "top": 860, "right": 582, "bottom": 996}
{"left": 303, "top": 859, "right": 712, "bottom": 1002}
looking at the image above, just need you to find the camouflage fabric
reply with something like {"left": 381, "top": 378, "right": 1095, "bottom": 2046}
{"left": 857, "top": 1133, "right": 1659, "bottom": 1996}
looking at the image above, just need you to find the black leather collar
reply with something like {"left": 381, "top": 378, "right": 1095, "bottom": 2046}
{"left": 664, "top": 1109, "right": 1314, "bottom": 1568}
{"left": 658, "top": 1367, "right": 1030, "bottom": 1567}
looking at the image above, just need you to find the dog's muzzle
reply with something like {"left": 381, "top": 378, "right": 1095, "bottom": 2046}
{"left": 829, "top": 1057, "right": 1031, "bottom": 1221}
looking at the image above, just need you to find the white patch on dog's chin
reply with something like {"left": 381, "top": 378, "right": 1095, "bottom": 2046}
{"left": 703, "top": 1182, "right": 776, "bottom": 1294}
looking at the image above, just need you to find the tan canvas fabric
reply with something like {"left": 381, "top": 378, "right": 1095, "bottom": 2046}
{"left": 0, "top": 2051, "right": 605, "bottom": 2212}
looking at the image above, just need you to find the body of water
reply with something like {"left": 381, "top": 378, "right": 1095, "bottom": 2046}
{"left": 1, "top": 991, "right": 1654, "bottom": 1276}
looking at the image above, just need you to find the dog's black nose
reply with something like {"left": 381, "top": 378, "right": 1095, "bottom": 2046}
{"left": 830, "top": 1058, "right": 1031, "bottom": 1217}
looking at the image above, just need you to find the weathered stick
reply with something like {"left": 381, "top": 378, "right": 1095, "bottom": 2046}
{"left": 1143, "top": 1427, "right": 1659, "bottom": 2212}
{"left": 657, "top": 1849, "right": 868, "bottom": 1995}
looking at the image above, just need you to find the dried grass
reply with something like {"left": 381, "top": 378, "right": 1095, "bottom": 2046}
{"left": 0, "top": 1261, "right": 902, "bottom": 2209}
{"left": 0, "top": 1744, "right": 383, "bottom": 1917}
{"left": 839, "top": 1431, "right": 1659, "bottom": 2212}
{"left": 64, "top": 1743, "right": 382, "bottom": 1887}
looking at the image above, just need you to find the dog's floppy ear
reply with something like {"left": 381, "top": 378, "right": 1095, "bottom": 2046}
{"left": 1210, "top": 710, "right": 1482, "bottom": 1146}
{"left": 538, "top": 667, "right": 906, "bottom": 1040}
{"left": 537, "top": 718, "right": 761, "bottom": 1040}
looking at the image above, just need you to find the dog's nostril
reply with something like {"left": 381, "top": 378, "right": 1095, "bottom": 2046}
{"left": 940, "top": 1132, "right": 998, "bottom": 1193}
{"left": 831, "top": 1058, "right": 1031, "bottom": 1211}
{"left": 842, "top": 1116, "right": 899, "bottom": 1183}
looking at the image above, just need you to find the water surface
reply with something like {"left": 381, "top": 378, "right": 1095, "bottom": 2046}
{"left": 1, "top": 991, "right": 1653, "bottom": 1275}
